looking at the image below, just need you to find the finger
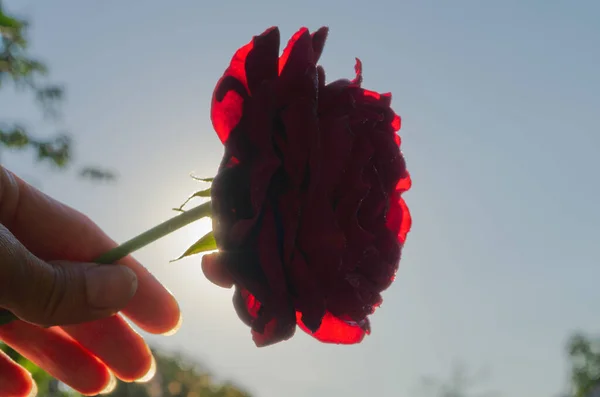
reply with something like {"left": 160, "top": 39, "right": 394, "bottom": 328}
{"left": 0, "top": 224, "right": 138, "bottom": 326}
{"left": 0, "top": 321, "right": 111, "bottom": 395}
{"left": 62, "top": 315, "right": 153, "bottom": 382}
{"left": 119, "top": 255, "right": 181, "bottom": 333}
{"left": 0, "top": 167, "right": 181, "bottom": 334}
{"left": 0, "top": 349, "right": 34, "bottom": 397}
{"left": 202, "top": 253, "right": 234, "bottom": 288}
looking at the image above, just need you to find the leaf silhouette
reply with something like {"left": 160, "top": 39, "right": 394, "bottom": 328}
{"left": 171, "top": 231, "right": 217, "bottom": 262}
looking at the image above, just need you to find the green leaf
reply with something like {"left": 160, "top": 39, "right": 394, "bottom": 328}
{"left": 171, "top": 231, "right": 217, "bottom": 262}
{"left": 173, "top": 188, "right": 211, "bottom": 212}
{"left": 190, "top": 174, "right": 214, "bottom": 182}
{"left": 0, "top": 11, "right": 23, "bottom": 30}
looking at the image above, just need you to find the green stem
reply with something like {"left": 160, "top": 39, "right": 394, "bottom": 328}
{"left": 0, "top": 201, "right": 212, "bottom": 326}
{"left": 94, "top": 201, "right": 212, "bottom": 264}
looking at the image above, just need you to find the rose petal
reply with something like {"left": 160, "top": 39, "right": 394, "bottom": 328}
{"left": 398, "top": 197, "right": 411, "bottom": 244}
{"left": 211, "top": 30, "right": 262, "bottom": 143}
{"left": 252, "top": 315, "right": 296, "bottom": 347}
{"left": 209, "top": 27, "right": 411, "bottom": 347}
{"left": 211, "top": 87, "right": 245, "bottom": 144}
{"left": 279, "top": 97, "right": 319, "bottom": 188}
{"left": 397, "top": 171, "right": 412, "bottom": 193}
{"left": 392, "top": 114, "right": 401, "bottom": 131}
{"left": 258, "top": 205, "right": 288, "bottom": 297}
{"left": 297, "top": 311, "right": 368, "bottom": 344}
{"left": 232, "top": 287, "right": 261, "bottom": 327}
{"left": 386, "top": 193, "right": 412, "bottom": 244}
{"left": 278, "top": 28, "right": 316, "bottom": 105}
{"left": 245, "top": 27, "right": 280, "bottom": 95}
{"left": 311, "top": 27, "right": 329, "bottom": 63}
{"left": 278, "top": 27, "right": 310, "bottom": 75}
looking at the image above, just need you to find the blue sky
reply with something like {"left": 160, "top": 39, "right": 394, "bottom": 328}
{"left": 1, "top": 1, "right": 599, "bottom": 396}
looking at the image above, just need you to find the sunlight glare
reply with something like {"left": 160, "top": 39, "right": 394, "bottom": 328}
{"left": 99, "top": 373, "right": 117, "bottom": 395}
{"left": 135, "top": 355, "right": 157, "bottom": 383}
{"left": 162, "top": 312, "right": 184, "bottom": 336}
{"left": 26, "top": 380, "right": 37, "bottom": 397}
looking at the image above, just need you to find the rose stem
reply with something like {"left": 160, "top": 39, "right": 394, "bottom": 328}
{"left": 94, "top": 200, "right": 212, "bottom": 264}
{"left": 0, "top": 200, "right": 212, "bottom": 326}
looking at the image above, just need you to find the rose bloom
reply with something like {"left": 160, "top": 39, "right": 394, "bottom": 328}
{"left": 203, "top": 26, "right": 411, "bottom": 346}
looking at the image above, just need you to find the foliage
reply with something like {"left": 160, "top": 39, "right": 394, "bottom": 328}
{"left": 420, "top": 363, "right": 499, "bottom": 397}
{"left": 110, "top": 349, "right": 252, "bottom": 397}
{"left": 0, "top": 343, "right": 73, "bottom": 396}
{"left": 0, "top": 343, "right": 251, "bottom": 397}
{"left": 567, "top": 332, "right": 600, "bottom": 397}
{"left": 0, "top": 2, "right": 115, "bottom": 180}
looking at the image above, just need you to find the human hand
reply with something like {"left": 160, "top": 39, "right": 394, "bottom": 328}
{"left": 0, "top": 167, "right": 181, "bottom": 396}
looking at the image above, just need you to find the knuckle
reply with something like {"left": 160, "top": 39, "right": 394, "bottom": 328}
{"left": 0, "top": 226, "right": 24, "bottom": 305}
{"left": 38, "top": 264, "right": 69, "bottom": 325}
{"left": 0, "top": 166, "right": 21, "bottom": 226}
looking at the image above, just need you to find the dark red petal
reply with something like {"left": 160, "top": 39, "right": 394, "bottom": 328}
{"left": 280, "top": 231, "right": 325, "bottom": 332}
{"left": 352, "top": 58, "right": 363, "bottom": 86}
{"left": 258, "top": 206, "right": 288, "bottom": 297}
{"left": 240, "top": 86, "right": 280, "bottom": 224}
{"left": 317, "top": 65, "right": 326, "bottom": 88}
{"left": 279, "top": 97, "right": 319, "bottom": 188}
{"left": 298, "top": 182, "right": 346, "bottom": 291}
{"left": 370, "top": 130, "right": 406, "bottom": 193}
{"left": 311, "top": 27, "right": 329, "bottom": 63}
{"left": 232, "top": 288, "right": 297, "bottom": 347}
{"left": 211, "top": 88, "right": 244, "bottom": 144}
{"left": 378, "top": 92, "right": 393, "bottom": 108}
{"left": 396, "top": 171, "right": 412, "bottom": 193}
{"left": 212, "top": 29, "right": 281, "bottom": 143}
{"left": 386, "top": 193, "right": 412, "bottom": 244}
{"left": 326, "top": 277, "right": 375, "bottom": 321}
{"left": 277, "top": 29, "right": 317, "bottom": 107}
{"left": 297, "top": 311, "right": 368, "bottom": 344}
{"left": 357, "top": 165, "right": 386, "bottom": 231}
{"left": 392, "top": 114, "right": 401, "bottom": 131}
{"left": 398, "top": 197, "right": 411, "bottom": 244}
{"left": 221, "top": 249, "right": 272, "bottom": 307}
{"left": 245, "top": 27, "right": 280, "bottom": 95}
{"left": 228, "top": 154, "right": 280, "bottom": 244}
{"left": 335, "top": 183, "right": 373, "bottom": 260}
{"left": 319, "top": 79, "right": 355, "bottom": 117}
{"left": 339, "top": 132, "right": 374, "bottom": 193}
{"left": 318, "top": 114, "right": 355, "bottom": 192}
{"left": 252, "top": 315, "right": 296, "bottom": 347}
{"left": 278, "top": 27, "right": 310, "bottom": 75}
{"left": 226, "top": 44, "right": 252, "bottom": 91}
{"left": 362, "top": 89, "right": 380, "bottom": 101}
{"left": 217, "top": 30, "right": 257, "bottom": 94}
{"left": 276, "top": 177, "right": 327, "bottom": 333}
{"left": 233, "top": 287, "right": 262, "bottom": 325}
{"left": 355, "top": 244, "right": 395, "bottom": 288}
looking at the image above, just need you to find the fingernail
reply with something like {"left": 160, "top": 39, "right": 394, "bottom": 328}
{"left": 136, "top": 355, "right": 157, "bottom": 383}
{"left": 99, "top": 372, "right": 117, "bottom": 395}
{"left": 85, "top": 265, "right": 138, "bottom": 309}
{"left": 27, "top": 381, "right": 38, "bottom": 397}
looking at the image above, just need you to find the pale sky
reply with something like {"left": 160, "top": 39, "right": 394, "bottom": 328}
{"left": 1, "top": 1, "right": 599, "bottom": 396}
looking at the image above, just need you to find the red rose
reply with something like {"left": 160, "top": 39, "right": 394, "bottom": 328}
{"left": 203, "top": 26, "right": 411, "bottom": 346}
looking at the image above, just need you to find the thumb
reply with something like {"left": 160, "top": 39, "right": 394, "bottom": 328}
{"left": 0, "top": 224, "right": 138, "bottom": 326}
